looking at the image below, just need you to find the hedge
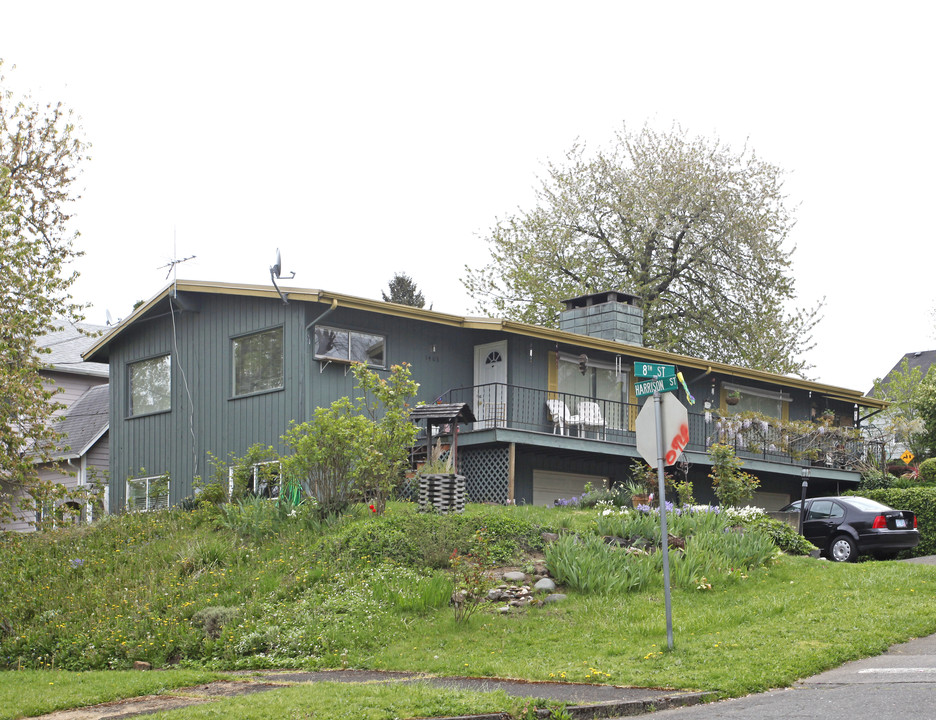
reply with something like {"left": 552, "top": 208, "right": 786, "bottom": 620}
{"left": 919, "top": 458, "right": 936, "bottom": 484}
{"left": 846, "top": 487, "right": 936, "bottom": 557}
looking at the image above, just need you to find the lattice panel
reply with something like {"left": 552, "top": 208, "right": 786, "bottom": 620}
{"left": 459, "top": 447, "right": 510, "bottom": 504}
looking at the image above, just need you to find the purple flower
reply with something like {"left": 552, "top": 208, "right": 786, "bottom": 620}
{"left": 69, "top": 558, "right": 83, "bottom": 568}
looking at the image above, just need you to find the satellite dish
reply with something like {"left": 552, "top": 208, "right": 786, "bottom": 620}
{"left": 105, "top": 310, "right": 113, "bottom": 326}
{"left": 269, "top": 248, "right": 295, "bottom": 304}
{"left": 272, "top": 249, "right": 282, "bottom": 279}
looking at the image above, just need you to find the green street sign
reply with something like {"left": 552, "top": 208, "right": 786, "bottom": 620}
{"left": 633, "top": 362, "right": 676, "bottom": 379}
{"left": 634, "top": 375, "right": 679, "bottom": 398}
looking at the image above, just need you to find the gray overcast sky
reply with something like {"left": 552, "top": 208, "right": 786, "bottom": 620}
{"left": 3, "top": 1, "right": 934, "bottom": 393}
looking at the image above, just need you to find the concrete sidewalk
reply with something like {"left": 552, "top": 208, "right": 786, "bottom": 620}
{"left": 31, "top": 669, "right": 712, "bottom": 720}
{"left": 252, "top": 669, "right": 713, "bottom": 718}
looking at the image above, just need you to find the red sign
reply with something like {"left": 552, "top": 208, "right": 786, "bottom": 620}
{"left": 635, "top": 393, "right": 690, "bottom": 468}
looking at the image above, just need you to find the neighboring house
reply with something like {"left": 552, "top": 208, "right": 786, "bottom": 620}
{"left": 0, "top": 322, "right": 110, "bottom": 532}
{"left": 83, "top": 281, "right": 886, "bottom": 514}
{"left": 866, "top": 350, "right": 936, "bottom": 461}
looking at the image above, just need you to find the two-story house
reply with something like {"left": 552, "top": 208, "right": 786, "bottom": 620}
{"left": 83, "top": 281, "right": 885, "bottom": 513}
{"left": 1, "top": 322, "right": 110, "bottom": 532}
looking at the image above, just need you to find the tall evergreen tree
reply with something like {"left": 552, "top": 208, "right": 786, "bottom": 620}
{"left": 382, "top": 272, "right": 426, "bottom": 308}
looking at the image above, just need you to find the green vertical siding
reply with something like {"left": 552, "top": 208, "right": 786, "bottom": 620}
{"left": 109, "top": 294, "right": 304, "bottom": 509}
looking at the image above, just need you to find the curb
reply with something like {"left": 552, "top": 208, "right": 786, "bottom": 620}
{"left": 428, "top": 691, "right": 716, "bottom": 720}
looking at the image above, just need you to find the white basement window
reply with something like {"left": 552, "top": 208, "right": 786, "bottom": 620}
{"left": 127, "top": 475, "right": 170, "bottom": 512}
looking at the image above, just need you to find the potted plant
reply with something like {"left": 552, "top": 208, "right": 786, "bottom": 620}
{"left": 621, "top": 478, "right": 648, "bottom": 507}
{"left": 628, "top": 460, "right": 674, "bottom": 506}
{"left": 726, "top": 390, "right": 741, "bottom": 406}
{"left": 418, "top": 438, "right": 455, "bottom": 476}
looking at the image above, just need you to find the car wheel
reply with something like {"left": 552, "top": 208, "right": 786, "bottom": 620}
{"left": 829, "top": 535, "right": 857, "bottom": 563}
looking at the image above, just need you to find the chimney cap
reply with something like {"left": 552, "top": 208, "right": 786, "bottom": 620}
{"left": 561, "top": 290, "right": 641, "bottom": 310}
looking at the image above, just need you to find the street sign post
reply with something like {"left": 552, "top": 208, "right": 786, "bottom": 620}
{"left": 633, "top": 362, "right": 675, "bottom": 378}
{"left": 634, "top": 390, "right": 689, "bottom": 652}
{"left": 634, "top": 375, "right": 679, "bottom": 398}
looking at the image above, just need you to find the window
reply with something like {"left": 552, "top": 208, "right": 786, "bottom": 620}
{"left": 807, "top": 500, "right": 844, "bottom": 521}
{"left": 233, "top": 327, "right": 284, "bottom": 397}
{"left": 723, "top": 383, "right": 790, "bottom": 420}
{"left": 228, "top": 460, "right": 282, "bottom": 498}
{"left": 557, "top": 355, "right": 629, "bottom": 430}
{"left": 129, "top": 355, "right": 171, "bottom": 416}
{"left": 127, "top": 475, "right": 170, "bottom": 512}
{"left": 314, "top": 326, "right": 385, "bottom": 367}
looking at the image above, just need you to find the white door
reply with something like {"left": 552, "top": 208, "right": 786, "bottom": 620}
{"left": 473, "top": 341, "right": 507, "bottom": 429}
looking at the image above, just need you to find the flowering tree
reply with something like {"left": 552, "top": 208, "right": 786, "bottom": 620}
{"left": 464, "top": 124, "right": 820, "bottom": 376}
{"left": 0, "top": 60, "right": 90, "bottom": 525}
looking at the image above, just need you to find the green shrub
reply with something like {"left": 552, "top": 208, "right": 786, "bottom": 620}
{"left": 192, "top": 606, "right": 238, "bottom": 639}
{"left": 858, "top": 471, "right": 896, "bottom": 492}
{"left": 708, "top": 444, "right": 760, "bottom": 506}
{"left": 919, "top": 458, "right": 936, "bottom": 484}
{"left": 848, "top": 487, "right": 936, "bottom": 556}
{"left": 282, "top": 398, "right": 371, "bottom": 517}
{"left": 739, "top": 514, "right": 816, "bottom": 556}
{"left": 322, "top": 506, "right": 544, "bottom": 568}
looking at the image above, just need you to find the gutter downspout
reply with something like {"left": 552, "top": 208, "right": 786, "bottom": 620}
{"left": 304, "top": 297, "right": 339, "bottom": 420}
{"left": 305, "top": 298, "right": 339, "bottom": 335}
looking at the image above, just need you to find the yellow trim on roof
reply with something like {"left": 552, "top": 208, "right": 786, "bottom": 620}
{"left": 82, "top": 279, "right": 886, "bottom": 409}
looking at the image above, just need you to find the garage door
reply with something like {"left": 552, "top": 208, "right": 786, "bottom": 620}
{"left": 532, "top": 470, "right": 608, "bottom": 506}
{"left": 751, "top": 491, "right": 791, "bottom": 511}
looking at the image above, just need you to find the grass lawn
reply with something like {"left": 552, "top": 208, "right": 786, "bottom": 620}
{"left": 370, "top": 555, "right": 936, "bottom": 696}
{"left": 4, "top": 502, "right": 936, "bottom": 719}
{"left": 0, "top": 669, "right": 222, "bottom": 720}
{"left": 142, "top": 682, "right": 518, "bottom": 720}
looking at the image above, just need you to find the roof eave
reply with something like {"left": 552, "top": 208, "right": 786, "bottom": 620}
{"left": 81, "top": 279, "right": 885, "bottom": 407}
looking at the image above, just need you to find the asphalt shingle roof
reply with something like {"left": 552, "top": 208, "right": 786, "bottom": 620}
{"left": 869, "top": 350, "right": 936, "bottom": 396}
{"left": 49, "top": 384, "right": 109, "bottom": 460}
{"left": 38, "top": 321, "right": 109, "bottom": 378}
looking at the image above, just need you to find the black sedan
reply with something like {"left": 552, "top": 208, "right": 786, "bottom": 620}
{"left": 779, "top": 496, "right": 919, "bottom": 562}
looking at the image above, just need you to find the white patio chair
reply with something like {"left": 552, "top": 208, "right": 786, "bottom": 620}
{"left": 546, "top": 399, "right": 580, "bottom": 436}
{"left": 577, "top": 401, "right": 606, "bottom": 440}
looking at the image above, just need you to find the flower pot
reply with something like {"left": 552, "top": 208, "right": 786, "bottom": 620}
{"left": 726, "top": 396, "right": 739, "bottom": 406}
{"left": 632, "top": 494, "right": 650, "bottom": 508}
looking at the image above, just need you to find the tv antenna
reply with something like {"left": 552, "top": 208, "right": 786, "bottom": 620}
{"left": 270, "top": 248, "right": 295, "bottom": 304}
{"left": 157, "top": 229, "right": 196, "bottom": 298}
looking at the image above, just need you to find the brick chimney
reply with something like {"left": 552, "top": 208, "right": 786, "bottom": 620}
{"left": 559, "top": 291, "right": 643, "bottom": 346}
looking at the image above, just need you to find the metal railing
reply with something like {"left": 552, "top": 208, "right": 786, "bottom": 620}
{"left": 435, "top": 383, "right": 866, "bottom": 471}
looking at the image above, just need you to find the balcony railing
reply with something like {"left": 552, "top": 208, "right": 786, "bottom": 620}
{"left": 436, "top": 383, "right": 865, "bottom": 471}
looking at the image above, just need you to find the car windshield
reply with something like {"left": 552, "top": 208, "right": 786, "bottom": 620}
{"left": 844, "top": 497, "right": 892, "bottom": 512}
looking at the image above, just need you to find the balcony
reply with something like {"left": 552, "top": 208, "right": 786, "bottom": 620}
{"left": 435, "top": 383, "right": 865, "bottom": 475}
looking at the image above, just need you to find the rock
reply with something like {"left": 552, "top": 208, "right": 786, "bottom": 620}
{"left": 487, "top": 589, "right": 503, "bottom": 601}
{"left": 543, "top": 593, "right": 567, "bottom": 604}
{"left": 541, "top": 532, "right": 560, "bottom": 543}
{"left": 498, "top": 606, "right": 510, "bottom": 613}
{"left": 503, "top": 571, "right": 526, "bottom": 582}
{"left": 534, "top": 578, "right": 556, "bottom": 592}
{"left": 133, "top": 661, "right": 152, "bottom": 671}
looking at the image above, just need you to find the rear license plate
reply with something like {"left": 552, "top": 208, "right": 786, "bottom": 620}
{"left": 895, "top": 518, "right": 907, "bottom": 528}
